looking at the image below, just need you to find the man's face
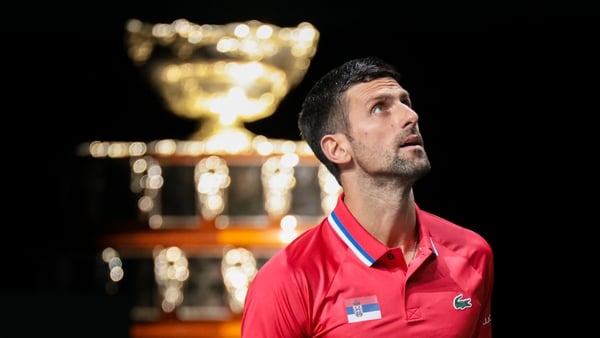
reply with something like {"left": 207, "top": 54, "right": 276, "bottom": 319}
{"left": 343, "top": 77, "right": 431, "bottom": 181}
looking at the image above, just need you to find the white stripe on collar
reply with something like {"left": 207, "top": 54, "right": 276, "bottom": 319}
{"left": 429, "top": 237, "right": 439, "bottom": 256}
{"left": 328, "top": 211, "right": 375, "bottom": 266}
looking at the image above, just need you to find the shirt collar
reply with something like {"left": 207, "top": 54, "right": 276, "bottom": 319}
{"left": 328, "top": 193, "right": 438, "bottom": 266}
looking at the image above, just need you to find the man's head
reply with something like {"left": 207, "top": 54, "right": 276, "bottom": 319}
{"left": 298, "top": 57, "right": 417, "bottom": 184}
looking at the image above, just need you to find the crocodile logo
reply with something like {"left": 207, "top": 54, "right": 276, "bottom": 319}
{"left": 453, "top": 294, "right": 472, "bottom": 310}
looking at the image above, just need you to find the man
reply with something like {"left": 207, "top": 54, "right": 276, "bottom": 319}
{"left": 241, "top": 57, "right": 494, "bottom": 337}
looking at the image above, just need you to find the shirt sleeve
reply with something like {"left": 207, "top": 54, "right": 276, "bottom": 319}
{"left": 241, "top": 252, "right": 308, "bottom": 337}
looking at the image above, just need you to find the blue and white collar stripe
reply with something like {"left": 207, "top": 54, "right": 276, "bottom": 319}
{"left": 429, "top": 237, "right": 439, "bottom": 256}
{"left": 328, "top": 211, "right": 375, "bottom": 266}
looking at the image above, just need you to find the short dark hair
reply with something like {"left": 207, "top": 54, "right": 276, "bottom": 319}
{"left": 297, "top": 57, "right": 403, "bottom": 184}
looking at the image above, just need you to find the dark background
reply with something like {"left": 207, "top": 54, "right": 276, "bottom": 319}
{"left": 3, "top": 2, "right": 598, "bottom": 336}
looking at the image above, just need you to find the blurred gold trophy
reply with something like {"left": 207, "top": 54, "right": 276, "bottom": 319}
{"left": 81, "top": 18, "right": 332, "bottom": 328}
{"left": 125, "top": 18, "right": 319, "bottom": 153}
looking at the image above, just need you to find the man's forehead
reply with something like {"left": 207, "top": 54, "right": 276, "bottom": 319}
{"left": 347, "top": 78, "right": 406, "bottom": 98}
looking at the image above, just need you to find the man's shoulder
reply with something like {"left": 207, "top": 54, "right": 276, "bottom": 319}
{"left": 252, "top": 220, "right": 337, "bottom": 286}
{"left": 281, "top": 220, "right": 333, "bottom": 260}
{"left": 418, "top": 208, "right": 493, "bottom": 255}
{"left": 263, "top": 220, "right": 330, "bottom": 263}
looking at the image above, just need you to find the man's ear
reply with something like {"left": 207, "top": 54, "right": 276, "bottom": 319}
{"left": 321, "top": 133, "right": 351, "bottom": 164}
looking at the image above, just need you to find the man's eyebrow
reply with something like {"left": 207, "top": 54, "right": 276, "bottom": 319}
{"left": 368, "top": 89, "right": 410, "bottom": 103}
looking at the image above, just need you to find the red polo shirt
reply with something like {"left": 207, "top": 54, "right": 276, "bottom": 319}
{"left": 241, "top": 193, "right": 494, "bottom": 337}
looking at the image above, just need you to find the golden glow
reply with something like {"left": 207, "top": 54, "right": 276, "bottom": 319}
{"left": 280, "top": 215, "right": 298, "bottom": 231}
{"left": 129, "top": 142, "right": 147, "bottom": 156}
{"left": 154, "top": 246, "right": 190, "bottom": 313}
{"left": 319, "top": 164, "right": 342, "bottom": 214}
{"left": 196, "top": 156, "right": 230, "bottom": 219}
{"left": 203, "top": 126, "right": 255, "bottom": 154}
{"left": 138, "top": 195, "right": 153, "bottom": 213}
{"left": 221, "top": 247, "right": 258, "bottom": 313}
{"left": 126, "top": 18, "right": 319, "bottom": 151}
{"left": 82, "top": 18, "right": 337, "bottom": 323}
{"left": 279, "top": 216, "right": 300, "bottom": 244}
{"left": 79, "top": 138, "right": 312, "bottom": 157}
{"left": 79, "top": 138, "right": 339, "bottom": 232}
{"left": 153, "top": 139, "right": 178, "bottom": 155}
{"left": 101, "top": 247, "right": 124, "bottom": 282}
{"left": 262, "top": 155, "right": 297, "bottom": 217}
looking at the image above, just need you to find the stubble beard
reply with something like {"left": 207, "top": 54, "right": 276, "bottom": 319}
{"left": 390, "top": 153, "right": 431, "bottom": 181}
{"left": 349, "top": 133, "right": 431, "bottom": 182}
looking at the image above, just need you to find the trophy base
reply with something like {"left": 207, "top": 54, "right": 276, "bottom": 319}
{"left": 76, "top": 138, "right": 340, "bottom": 234}
{"left": 188, "top": 126, "right": 256, "bottom": 154}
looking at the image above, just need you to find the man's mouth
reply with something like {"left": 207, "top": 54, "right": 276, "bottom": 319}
{"left": 401, "top": 135, "right": 421, "bottom": 147}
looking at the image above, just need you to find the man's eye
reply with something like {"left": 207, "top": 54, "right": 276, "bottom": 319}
{"left": 372, "top": 105, "right": 384, "bottom": 114}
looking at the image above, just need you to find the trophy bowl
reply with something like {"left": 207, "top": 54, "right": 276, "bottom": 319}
{"left": 125, "top": 18, "right": 319, "bottom": 153}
